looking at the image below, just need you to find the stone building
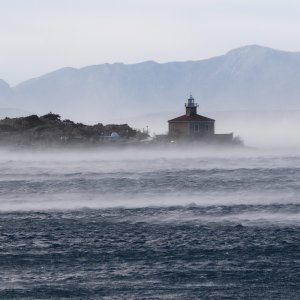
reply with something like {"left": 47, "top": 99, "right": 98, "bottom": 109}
{"left": 168, "top": 95, "right": 215, "bottom": 138}
{"left": 168, "top": 95, "right": 234, "bottom": 143}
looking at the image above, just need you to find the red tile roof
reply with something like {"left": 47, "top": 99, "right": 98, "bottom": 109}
{"left": 168, "top": 114, "right": 215, "bottom": 122}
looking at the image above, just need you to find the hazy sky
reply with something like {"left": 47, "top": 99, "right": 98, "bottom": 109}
{"left": 1, "top": 0, "right": 300, "bottom": 85}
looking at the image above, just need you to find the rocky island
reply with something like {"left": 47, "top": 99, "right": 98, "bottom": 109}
{"left": 0, "top": 95, "right": 244, "bottom": 149}
{"left": 0, "top": 113, "right": 148, "bottom": 148}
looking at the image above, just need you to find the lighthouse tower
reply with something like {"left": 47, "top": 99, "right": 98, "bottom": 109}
{"left": 168, "top": 94, "right": 215, "bottom": 137}
{"left": 168, "top": 94, "right": 234, "bottom": 143}
{"left": 185, "top": 94, "right": 199, "bottom": 116}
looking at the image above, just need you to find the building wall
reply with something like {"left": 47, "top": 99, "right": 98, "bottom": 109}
{"left": 169, "top": 121, "right": 215, "bottom": 137}
{"left": 168, "top": 122, "right": 190, "bottom": 137}
{"left": 189, "top": 121, "right": 215, "bottom": 136}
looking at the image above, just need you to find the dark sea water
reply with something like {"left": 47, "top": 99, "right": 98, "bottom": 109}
{"left": 0, "top": 149, "right": 299, "bottom": 299}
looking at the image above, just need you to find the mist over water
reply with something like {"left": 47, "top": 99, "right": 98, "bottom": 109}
{"left": 127, "top": 110, "right": 300, "bottom": 149}
{"left": 0, "top": 147, "right": 299, "bottom": 298}
{"left": 1, "top": 147, "right": 299, "bottom": 213}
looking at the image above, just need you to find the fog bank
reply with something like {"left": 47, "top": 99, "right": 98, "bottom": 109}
{"left": 125, "top": 110, "right": 300, "bottom": 149}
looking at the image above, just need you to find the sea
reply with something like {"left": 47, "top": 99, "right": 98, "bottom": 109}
{"left": 0, "top": 147, "right": 299, "bottom": 299}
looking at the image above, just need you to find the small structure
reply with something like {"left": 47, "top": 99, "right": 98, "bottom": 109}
{"left": 169, "top": 95, "right": 215, "bottom": 138}
{"left": 100, "top": 132, "right": 121, "bottom": 142}
{"left": 168, "top": 95, "right": 233, "bottom": 143}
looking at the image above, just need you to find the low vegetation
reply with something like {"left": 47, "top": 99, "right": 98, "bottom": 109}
{"left": 0, "top": 113, "right": 148, "bottom": 147}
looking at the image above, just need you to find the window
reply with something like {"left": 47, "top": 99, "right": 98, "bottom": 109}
{"left": 194, "top": 124, "right": 199, "bottom": 133}
{"left": 205, "top": 124, "right": 209, "bottom": 132}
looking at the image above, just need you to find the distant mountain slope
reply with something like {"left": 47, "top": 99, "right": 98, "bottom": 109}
{"left": 0, "top": 80, "right": 12, "bottom": 105}
{"left": 1, "top": 45, "right": 300, "bottom": 124}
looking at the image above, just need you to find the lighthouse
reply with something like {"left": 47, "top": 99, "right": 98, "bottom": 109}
{"left": 185, "top": 94, "right": 199, "bottom": 116}
{"left": 168, "top": 94, "right": 215, "bottom": 138}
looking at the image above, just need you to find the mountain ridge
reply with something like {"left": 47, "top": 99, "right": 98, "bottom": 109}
{"left": 1, "top": 45, "right": 300, "bottom": 124}
{"left": 13, "top": 44, "right": 296, "bottom": 88}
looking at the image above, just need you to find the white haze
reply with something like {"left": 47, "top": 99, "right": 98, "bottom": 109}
{"left": 0, "top": 147, "right": 299, "bottom": 228}
{"left": 123, "top": 110, "right": 300, "bottom": 149}
{"left": 1, "top": 108, "right": 299, "bottom": 149}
